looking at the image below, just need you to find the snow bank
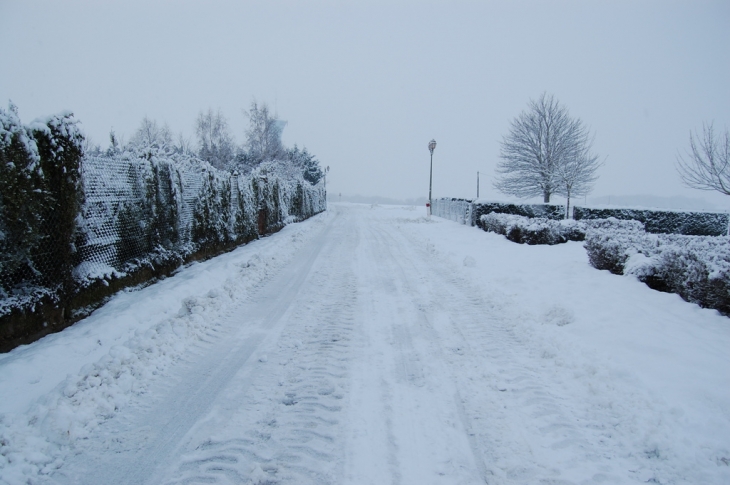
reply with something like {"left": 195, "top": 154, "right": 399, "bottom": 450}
{"left": 0, "top": 212, "right": 330, "bottom": 484}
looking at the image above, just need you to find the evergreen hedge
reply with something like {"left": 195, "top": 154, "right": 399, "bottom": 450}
{"left": 479, "top": 213, "right": 643, "bottom": 246}
{"left": 1, "top": 107, "right": 326, "bottom": 351}
{"left": 574, "top": 206, "right": 729, "bottom": 236}
{"left": 584, "top": 227, "right": 730, "bottom": 315}
{"left": 473, "top": 201, "right": 565, "bottom": 224}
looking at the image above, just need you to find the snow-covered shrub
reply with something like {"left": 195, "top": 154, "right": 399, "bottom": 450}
{"left": 580, "top": 218, "right": 645, "bottom": 233}
{"left": 583, "top": 225, "right": 652, "bottom": 274}
{"left": 574, "top": 206, "right": 728, "bottom": 236}
{"left": 0, "top": 106, "right": 84, "bottom": 300}
{"left": 480, "top": 213, "right": 585, "bottom": 245}
{"left": 232, "top": 176, "right": 257, "bottom": 244}
{"left": 584, "top": 227, "right": 730, "bottom": 315}
{"left": 31, "top": 112, "right": 85, "bottom": 293}
{"left": 192, "top": 168, "right": 231, "bottom": 248}
{"left": 473, "top": 201, "right": 565, "bottom": 224}
{"left": 0, "top": 103, "right": 44, "bottom": 298}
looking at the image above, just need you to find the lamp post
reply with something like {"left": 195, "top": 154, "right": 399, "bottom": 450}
{"left": 324, "top": 166, "right": 330, "bottom": 207}
{"left": 428, "top": 139, "right": 436, "bottom": 216}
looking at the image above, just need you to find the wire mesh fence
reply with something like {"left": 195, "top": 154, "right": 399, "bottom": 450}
{"left": 431, "top": 198, "right": 474, "bottom": 226}
{"left": 76, "top": 156, "right": 202, "bottom": 279}
{"left": 1, "top": 153, "right": 325, "bottom": 317}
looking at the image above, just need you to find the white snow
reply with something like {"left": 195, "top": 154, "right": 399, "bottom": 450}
{"left": 1, "top": 203, "right": 729, "bottom": 485}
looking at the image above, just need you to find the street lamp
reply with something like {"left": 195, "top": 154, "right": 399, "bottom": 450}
{"left": 428, "top": 139, "right": 436, "bottom": 216}
{"left": 324, "top": 165, "right": 330, "bottom": 196}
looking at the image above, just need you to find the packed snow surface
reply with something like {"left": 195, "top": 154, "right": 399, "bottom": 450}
{"left": 1, "top": 203, "right": 729, "bottom": 484}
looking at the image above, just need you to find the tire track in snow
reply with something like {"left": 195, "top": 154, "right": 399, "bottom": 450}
{"left": 46, "top": 211, "right": 341, "bottom": 485}
{"left": 372, "top": 222, "right": 492, "bottom": 484}
{"left": 396, "top": 222, "right": 596, "bottom": 482}
{"left": 393, "top": 219, "right": 669, "bottom": 484}
{"left": 160, "top": 208, "right": 360, "bottom": 484}
{"left": 343, "top": 218, "right": 486, "bottom": 484}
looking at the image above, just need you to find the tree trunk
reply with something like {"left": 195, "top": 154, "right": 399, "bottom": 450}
{"left": 543, "top": 191, "right": 550, "bottom": 203}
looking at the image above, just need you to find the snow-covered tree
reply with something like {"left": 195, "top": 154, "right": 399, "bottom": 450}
{"left": 30, "top": 111, "right": 85, "bottom": 291}
{"left": 554, "top": 146, "right": 601, "bottom": 218}
{"left": 0, "top": 102, "right": 43, "bottom": 293}
{"left": 288, "top": 145, "right": 323, "bottom": 185}
{"left": 244, "top": 101, "right": 285, "bottom": 167}
{"left": 106, "top": 128, "right": 122, "bottom": 156}
{"left": 676, "top": 123, "right": 730, "bottom": 196}
{"left": 175, "top": 132, "right": 195, "bottom": 156}
{"left": 0, "top": 103, "right": 85, "bottom": 295}
{"left": 195, "top": 108, "right": 235, "bottom": 170}
{"left": 129, "top": 117, "right": 173, "bottom": 157}
{"left": 495, "top": 93, "right": 597, "bottom": 203}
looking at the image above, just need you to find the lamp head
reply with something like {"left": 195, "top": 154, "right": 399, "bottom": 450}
{"left": 428, "top": 139, "right": 436, "bottom": 154}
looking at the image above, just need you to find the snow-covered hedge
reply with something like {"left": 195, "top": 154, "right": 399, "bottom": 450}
{"left": 585, "top": 228, "right": 730, "bottom": 315}
{"left": 1, "top": 107, "right": 326, "bottom": 351}
{"left": 1, "top": 105, "right": 85, "bottom": 320}
{"left": 480, "top": 213, "right": 583, "bottom": 245}
{"left": 473, "top": 201, "right": 565, "bottom": 223}
{"left": 433, "top": 198, "right": 729, "bottom": 238}
{"left": 574, "top": 206, "right": 729, "bottom": 236}
{"left": 479, "top": 213, "right": 643, "bottom": 246}
{"left": 432, "top": 198, "right": 566, "bottom": 226}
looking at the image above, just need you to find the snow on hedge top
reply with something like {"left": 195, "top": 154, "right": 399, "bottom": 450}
{"left": 0, "top": 102, "right": 40, "bottom": 169}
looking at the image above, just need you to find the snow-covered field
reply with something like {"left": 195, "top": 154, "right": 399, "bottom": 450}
{"left": 1, "top": 203, "right": 729, "bottom": 484}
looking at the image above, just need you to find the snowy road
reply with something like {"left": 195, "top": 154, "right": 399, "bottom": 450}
{"left": 2, "top": 204, "right": 730, "bottom": 484}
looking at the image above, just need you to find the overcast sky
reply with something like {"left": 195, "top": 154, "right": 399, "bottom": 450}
{"left": 2, "top": 0, "right": 729, "bottom": 208}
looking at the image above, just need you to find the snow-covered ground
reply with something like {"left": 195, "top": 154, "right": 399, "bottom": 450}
{"left": 1, "top": 203, "right": 729, "bottom": 485}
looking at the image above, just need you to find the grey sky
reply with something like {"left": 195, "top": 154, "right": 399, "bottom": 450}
{"left": 2, "top": 0, "right": 729, "bottom": 207}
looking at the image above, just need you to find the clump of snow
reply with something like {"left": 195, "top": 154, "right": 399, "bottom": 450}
{"left": 72, "top": 261, "right": 124, "bottom": 283}
{"left": 0, "top": 102, "right": 40, "bottom": 169}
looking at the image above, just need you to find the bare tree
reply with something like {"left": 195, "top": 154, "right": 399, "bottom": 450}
{"left": 494, "top": 93, "right": 596, "bottom": 203}
{"left": 244, "top": 101, "right": 285, "bottom": 166}
{"left": 555, "top": 146, "right": 601, "bottom": 218}
{"left": 129, "top": 117, "right": 173, "bottom": 152}
{"left": 676, "top": 123, "right": 730, "bottom": 195}
{"left": 175, "top": 132, "right": 195, "bottom": 156}
{"left": 195, "top": 108, "right": 235, "bottom": 169}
